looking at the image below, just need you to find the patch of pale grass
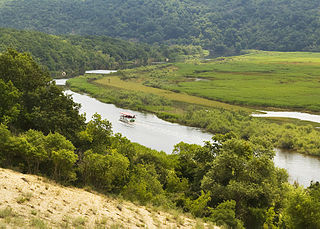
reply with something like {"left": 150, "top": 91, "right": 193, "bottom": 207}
{"left": 72, "top": 216, "right": 86, "bottom": 227}
{"left": 0, "top": 207, "right": 14, "bottom": 218}
{"left": 30, "top": 217, "right": 47, "bottom": 229}
{"left": 16, "top": 192, "right": 33, "bottom": 204}
{"left": 193, "top": 218, "right": 205, "bottom": 229}
{"left": 110, "top": 223, "right": 123, "bottom": 229}
{"left": 11, "top": 216, "right": 25, "bottom": 227}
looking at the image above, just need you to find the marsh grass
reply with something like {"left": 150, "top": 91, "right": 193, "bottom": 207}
{"left": 172, "top": 51, "right": 320, "bottom": 111}
{"left": 68, "top": 75, "right": 246, "bottom": 113}
{"left": 71, "top": 50, "right": 320, "bottom": 112}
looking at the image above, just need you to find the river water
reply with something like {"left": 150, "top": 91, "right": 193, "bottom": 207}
{"left": 252, "top": 111, "right": 320, "bottom": 124}
{"left": 65, "top": 90, "right": 213, "bottom": 151}
{"left": 55, "top": 79, "right": 320, "bottom": 187}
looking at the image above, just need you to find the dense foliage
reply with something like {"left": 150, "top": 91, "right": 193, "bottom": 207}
{"left": 0, "top": 28, "right": 206, "bottom": 77}
{"left": 1, "top": 50, "right": 320, "bottom": 228}
{"left": 1, "top": 0, "right": 320, "bottom": 55}
{"left": 0, "top": 49, "right": 86, "bottom": 141}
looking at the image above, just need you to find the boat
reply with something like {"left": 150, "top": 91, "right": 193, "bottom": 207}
{"left": 120, "top": 112, "right": 136, "bottom": 123}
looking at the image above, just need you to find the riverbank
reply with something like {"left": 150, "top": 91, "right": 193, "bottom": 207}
{"left": 68, "top": 75, "right": 320, "bottom": 157}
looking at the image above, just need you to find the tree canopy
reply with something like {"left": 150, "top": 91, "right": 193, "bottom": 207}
{"left": 1, "top": 0, "right": 320, "bottom": 55}
{"left": 0, "top": 49, "right": 86, "bottom": 140}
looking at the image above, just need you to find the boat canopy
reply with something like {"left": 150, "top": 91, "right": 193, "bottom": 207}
{"left": 120, "top": 112, "right": 136, "bottom": 118}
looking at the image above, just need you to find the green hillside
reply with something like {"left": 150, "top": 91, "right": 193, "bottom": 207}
{"left": 0, "top": 0, "right": 320, "bottom": 55}
{"left": 0, "top": 28, "right": 172, "bottom": 77}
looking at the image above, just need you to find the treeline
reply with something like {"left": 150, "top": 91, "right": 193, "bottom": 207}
{"left": 1, "top": 0, "right": 320, "bottom": 55}
{"left": 1, "top": 50, "right": 320, "bottom": 228}
{"left": 0, "top": 28, "right": 206, "bottom": 77}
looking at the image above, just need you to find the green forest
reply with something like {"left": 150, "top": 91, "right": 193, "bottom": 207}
{"left": 0, "top": 28, "right": 206, "bottom": 77}
{"left": 1, "top": 0, "right": 320, "bottom": 55}
{"left": 1, "top": 49, "right": 320, "bottom": 228}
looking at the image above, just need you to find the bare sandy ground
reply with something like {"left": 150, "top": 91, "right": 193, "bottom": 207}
{"left": 0, "top": 168, "right": 218, "bottom": 228}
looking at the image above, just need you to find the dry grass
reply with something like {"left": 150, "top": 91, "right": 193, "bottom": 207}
{"left": 95, "top": 76, "right": 248, "bottom": 112}
{"left": 0, "top": 168, "right": 219, "bottom": 228}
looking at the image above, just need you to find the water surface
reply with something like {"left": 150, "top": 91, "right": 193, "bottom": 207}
{"left": 66, "top": 90, "right": 213, "bottom": 153}
{"left": 274, "top": 149, "right": 320, "bottom": 187}
{"left": 85, "top": 70, "right": 117, "bottom": 74}
{"left": 54, "top": 79, "right": 68, "bottom": 86}
{"left": 59, "top": 78, "right": 320, "bottom": 187}
{"left": 66, "top": 90, "right": 320, "bottom": 187}
{"left": 252, "top": 110, "right": 320, "bottom": 123}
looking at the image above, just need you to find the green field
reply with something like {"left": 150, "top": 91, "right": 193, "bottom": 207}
{"left": 118, "top": 50, "right": 320, "bottom": 112}
{"left": 68, "top": 52, "right": 320, "bottom": 156}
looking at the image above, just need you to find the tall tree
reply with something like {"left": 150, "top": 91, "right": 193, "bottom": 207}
{"left": 0, "top": 49, "right": 86, "bottom": 140}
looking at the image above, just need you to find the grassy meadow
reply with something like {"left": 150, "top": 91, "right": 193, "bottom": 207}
{"left": 67, "top": 51, "right": 320, "bottom": 156}
{"left": 115, "top": 50, "right": 320, "bottom": 112}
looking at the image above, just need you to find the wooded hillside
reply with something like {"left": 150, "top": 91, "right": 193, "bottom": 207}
{"left": 0, "top": 28, "right": 205, "bottom": 77}
{"left": 1, "top": 0, "right": 320, "bottom": 55}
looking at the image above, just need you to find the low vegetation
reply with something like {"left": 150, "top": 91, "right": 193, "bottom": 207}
{"left": 111, "top": 50, "right": 320, "bottom": 112}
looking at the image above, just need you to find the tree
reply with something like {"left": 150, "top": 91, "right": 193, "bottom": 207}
{"left": 27, "top": 84, "right": 86, "bottom": 142}
{"left": 79, "top": 149, "right": 129, "bottom": 192}
{"left": 0, "top": 79, "right": 20, "bottom": 125}
{"left": 0, "top": 49, "right": 86, "bottom": 140}
{"left": 284, "top": 184, "right": 320, "bottom": 228}
{"left": 77, "top": 113, "right": 112, "bottom": 154}
{"left": 0, "top": 124, "right": 13, "bottom": 166}
{"left": 20, "top": 129, "right": 48, "bottom": 173}
{"left": 52, "top": 149, "right": 78, "bottom": 183}
{"left": 0, "top": 49, "right": 51, "bottom": 93}
{"left": 201, "top": 136, "right": 288, "bottom": 227}
{"left": 210, "top": 200, "right": 244, "bottom": 228}
{"left": 185, "top": 190, "right": 211, "bottom": 217}
{"left": 43, "top": 132, "right": 77, "bottom": 182}
{"left": 122, "top": 164, "right": 164, "bottom": 204}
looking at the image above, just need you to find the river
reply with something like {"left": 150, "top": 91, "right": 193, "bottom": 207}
{"left": 55, "top": 79, "right": 320, "bottom": 187}
{"left": 252, "top": 111, "right": 320, "bottom": 124}
{"left": 65, "top": 90, "right": 213, "bottom": 151}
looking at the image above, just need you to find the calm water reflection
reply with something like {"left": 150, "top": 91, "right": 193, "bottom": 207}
{"left": 274, "top": 149, "right": 320, "bottom": 187}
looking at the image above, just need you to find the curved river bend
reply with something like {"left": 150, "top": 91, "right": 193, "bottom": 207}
{"left": 55, "top": 79, "right": 320, "bottom": 187}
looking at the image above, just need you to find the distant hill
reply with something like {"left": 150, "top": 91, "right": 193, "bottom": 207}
{"left": 0, "top": 28, "right": 174, "bottom": 77}
{"left": 0, "top": 167, "right": 217, "bottom": 228}
{"left": 0, "top": 0, "right": 320, "bottom": 55}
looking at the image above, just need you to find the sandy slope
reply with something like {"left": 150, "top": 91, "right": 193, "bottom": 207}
{"left": 0, "top": 168, "right": 218, "bottom": 228}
